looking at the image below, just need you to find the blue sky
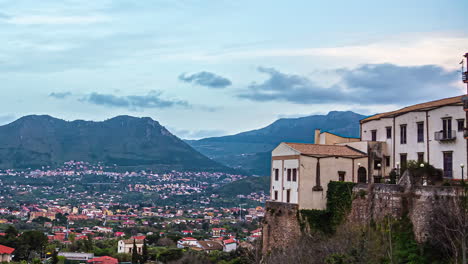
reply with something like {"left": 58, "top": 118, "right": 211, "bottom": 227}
{"left": 1, "top": 0, "right": 467, "bottom": 139}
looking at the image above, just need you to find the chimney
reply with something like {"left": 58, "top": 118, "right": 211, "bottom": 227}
{"left": 314, "top": 129, "right": 321, "bottom": 144}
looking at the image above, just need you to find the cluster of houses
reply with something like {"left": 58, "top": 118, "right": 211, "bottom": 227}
{"left": 270, "top": 94, "right": 468, "bottom": 210}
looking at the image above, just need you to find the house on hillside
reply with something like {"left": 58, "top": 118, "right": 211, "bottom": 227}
{"left": 223, "top": 239, "right": 237, "bottom": 252}
{"left": 87, "top": 256, "right": 118, "bottom": 264}
{"left": 117, "top": 239, "right": 143, "bottom": 254}
{"left": 0, "top": 245, "right": 14, "bottom": 262}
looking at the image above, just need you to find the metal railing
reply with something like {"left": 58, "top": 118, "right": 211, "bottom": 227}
{"left": 434, "top": 130, "right": 456, "bottom": 141}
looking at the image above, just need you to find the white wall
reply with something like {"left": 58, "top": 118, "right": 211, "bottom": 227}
{"left": 271, "top": 143, "right": 300, "bottom": 203}
{"left": 361, "top": 105, "right": 467, "bottom": 179}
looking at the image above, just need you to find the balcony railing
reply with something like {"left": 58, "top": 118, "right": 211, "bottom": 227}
{"left": 435, "top": 130, "right": 456, "bottom": 142}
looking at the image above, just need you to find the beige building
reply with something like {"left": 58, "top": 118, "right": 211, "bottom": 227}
{"left": 117, "top": 239, "right": 143, "bottom": 254}
{"left": 271, "top": 142, "right": 367, "bottom": 210}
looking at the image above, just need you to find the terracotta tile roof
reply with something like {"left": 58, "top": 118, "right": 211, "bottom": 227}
{"left": 0, "top": 244, "right": 14, "bottom": 254}
{"left": 361, "top": 95, "right": 464, "bottom": 123}
{"left": 285, "top": 143, "right": 366, "bottom": 157}
{"left": 198, "top": 240, "right": 223, "bottom": 250}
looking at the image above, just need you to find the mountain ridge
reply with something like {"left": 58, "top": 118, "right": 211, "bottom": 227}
{"left": 0, "top": 115, "right": 233, "bottom": 172}
{"left": 187, "top": 111, "right": 367, "bottom": 175}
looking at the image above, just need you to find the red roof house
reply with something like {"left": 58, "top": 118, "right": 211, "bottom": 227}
{"left": 87, "top": 256, "right": 118, "bottom": 264}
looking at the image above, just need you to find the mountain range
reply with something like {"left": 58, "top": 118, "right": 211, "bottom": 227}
{"left": 0, "top": 115, "right": 230, "bottom": 172}
{"left": 187, "top": 111, "right": 366, "bottom": 176}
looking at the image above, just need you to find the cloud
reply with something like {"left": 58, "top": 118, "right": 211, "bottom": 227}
{"left": 169, "top": 128, "right": 227, "bottom": 140}
{"left": 238, "top": 64, "right": 460, "bottom": 105}
{"left": 83, "top": 91, "right": 190, "bottom": 110}
{"left": 179, "top": 71, "right": 232, "bottom": 88}
{"left": 49, "top": 92, "right": 72, "bottom": 99}
{"left": 6, "top": 15, "right": 110, "bottom": 25}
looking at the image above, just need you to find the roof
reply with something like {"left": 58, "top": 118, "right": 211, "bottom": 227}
{"left": 284, "top": 143, "right": 366, "bottom": 157}
{"left": 180, "top": 237, "right": 197, "bottom": 241}
{"left": 0, "top": 244, "right": 14, "bottom": 254}
{"left": 361, "top": 95, "right": 464, "bottom": 123}
{"left": 87, "top": 256, "right": 118, "bottom": 264}
{"left": 198, "top": 241, "right": 223, "bottom": 250}
{"left": 120, "top": 239, "right": 144, "bottom": 244}
{"left": 223, "top": 239, "right": 236, "bottom": 244}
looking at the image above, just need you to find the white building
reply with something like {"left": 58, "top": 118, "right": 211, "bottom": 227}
{"left": 177, "top": 237, "right": 199, "bottom": 248}
{"left": 360, "top": 95, "right": 466, "bottom": 180}
{"left": 117, "top": 239, "right": 143, "bottom": 254}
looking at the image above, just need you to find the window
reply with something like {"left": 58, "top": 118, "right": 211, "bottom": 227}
{"left": 292, "top": 168, "right": 297, "bottom": 182}
{"left": 400, "top": 153, "right": 407, "bottom": 171}
{"left": 374, "top": 160, "right": 382, "bottom": 170}
{"left": 338, "top": 171, "right": 345, "bottom": 182}
{"left": 417, "top": 152, "right": 424, "bottom": 163}
{"left": 443, "top": 152, "right": 453, "bottom": 178}
{"left": 287, "top": 169, "right": 291, "bottom": 181}
{"left": 386, "top": 127, "right": 392, "bottom": 139}
{"left": 274, "top": 191, "right": 278, "bottom": 200}
{"left": 385, "top": 156, "right": 390, "bottom": 167}
{"left": 286, "top": 189, "right": 291, "bottom": 203}
{"left": 417, "top": 122, "right": 424, "bottom": 142}
{"left": 371, "top": 130, "right": 377, "bottom": 141}
{"left": 274, "top": 169, "right": 279, "bottom": 181}
{"left": 458, "top": 119, "right": 464, "bottom": 132}
{"left": 400, "top": 125, "right": 407, "bottom": 144}
{"left": 443, "top": 118, "right": 452, "bottom": 139}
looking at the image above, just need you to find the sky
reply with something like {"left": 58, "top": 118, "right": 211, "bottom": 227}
{"left": 1, "top": 0, "right": 468, "bottom": 139}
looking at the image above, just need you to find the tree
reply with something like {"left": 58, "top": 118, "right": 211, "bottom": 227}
{"left": 432, "top": 185, "right": 468, "bottom": 264}
{"left": 84, "top": 233, "right": 93, "bottom": 252}
{"left": 140, "top": 239, "right": 148, "bottom": 264}
{"left": 5, "top": 225, "right": 18, "bottom": 239}
{"left": 51, "top": 250, "right": 59, "bottom": 264}
{"left": 131, "top": 240, "right": 139, "bottom": 264}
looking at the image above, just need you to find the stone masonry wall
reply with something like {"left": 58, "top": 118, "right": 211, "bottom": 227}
{"left": 349, "top": 182, "right": 462, "bottom": 242}
{"left": 262, "top": 201, "right": 301, "bottom": 254}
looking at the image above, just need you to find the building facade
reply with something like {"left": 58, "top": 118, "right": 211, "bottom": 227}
{"left": 117, "top": 239, "right": 143, "bottom": 254}
{"left": 360, "top": 95, "right": 466, "bottom": 180}
{"left": 270, "top": 142, "right": 367, "bottom": 209}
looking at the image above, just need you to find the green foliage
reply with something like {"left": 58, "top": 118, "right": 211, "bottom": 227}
{"left": 298, "top": 181, "right": 356, "bottom": 234}
{"left": 406, "top": 161, "right": 443, "bottom": 184}
{"left": 156, "top": 248, "right": 183, "bottom": 263}
{"left": 131, "top": 240, "right": 139, "bottom": 264}
{"left": 298, "top": 210, "right": 333, "bottom": 234}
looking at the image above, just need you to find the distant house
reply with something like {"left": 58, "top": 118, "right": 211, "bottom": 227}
{"left": 117, "top": 239, "right": 143, "bottom": 254}
{"left": 197, "top": 241, "right": 223, "bottom": 253}
{"left": 58, "top": 252, "right": 94, "bottom": 261}
{"left": 223, "top": 239, "right": 237, "bottom": 252}
{"left": 211, "top": 228, "right": 226, "bottom": 237}
{"left": 181, "top": 230, "right": 193, "bottom": 235}
{"left": 0, "top": 244, "right": 14, "bottom": 262}
{"left": 177, "top": 237, "right": 198, "bottom": 248}
{"left": 87, "top": 256, "right": 118, "bottom": 264}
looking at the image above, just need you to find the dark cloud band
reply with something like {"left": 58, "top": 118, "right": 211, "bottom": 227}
{"left": 238, "top": 64, "right": 459, "bottom": 105}
{"left": 179, "top": 71, "right": 232, "bottom": 88}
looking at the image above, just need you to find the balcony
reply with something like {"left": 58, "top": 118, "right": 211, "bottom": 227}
{"left": 463, "top": 71, "right": 468, "bottom": 83}
{"left": 435, "top": 130, "right": 456, "bottom": 142}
